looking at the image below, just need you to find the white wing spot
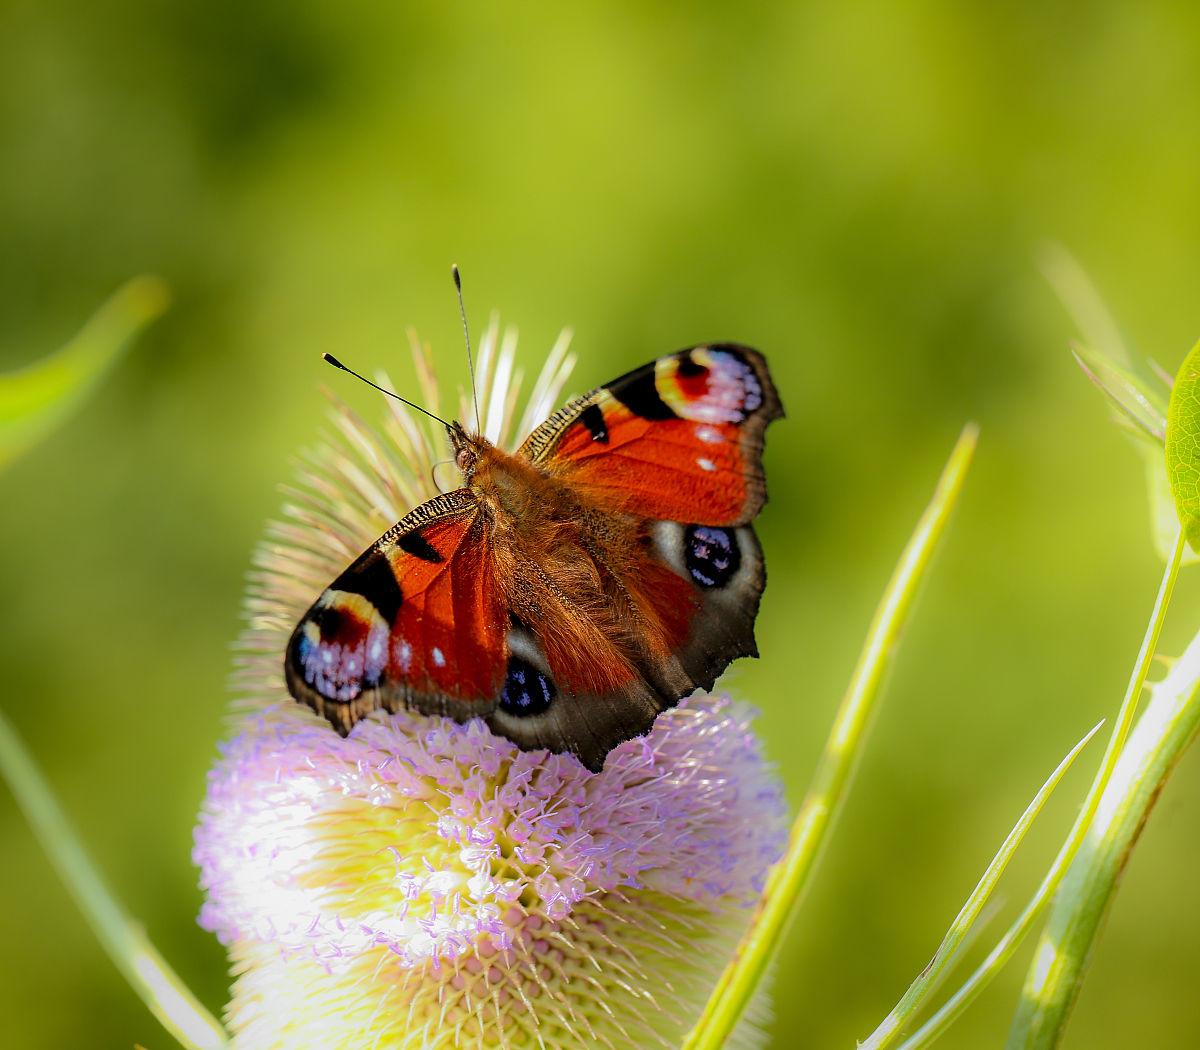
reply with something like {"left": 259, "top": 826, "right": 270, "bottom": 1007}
{"left": 698, "top": 457, "right": 716, "bottom": 471}
{"left": 396, "top": 639, "right": 413, "bottom": 672}
{"left": 432, "top": 647, "right": 446, "bottom": 667}
{"left": 364, "top": 623, "right": 389, "bottom": 681}
{"left": 696, "top": 425, "right": 722, "bottom": 444}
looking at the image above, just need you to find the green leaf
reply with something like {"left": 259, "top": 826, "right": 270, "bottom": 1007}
{"left": 1143, "top": 444, "right": 1200, "bottom": 566}
{"left": 1164, "top": 338, "right": 1200, "bottom": 553}
{"left": 0, "top": 275, "right": 169, "bottom": 470}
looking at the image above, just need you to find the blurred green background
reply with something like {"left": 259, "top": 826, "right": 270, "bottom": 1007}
{"left": 4, "top": 2, "right": 1200, "bottom": 1047}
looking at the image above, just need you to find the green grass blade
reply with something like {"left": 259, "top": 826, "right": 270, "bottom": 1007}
{"left": 887, "top": 528, "right": 1184, "bottom": 1050}
{"left": 859, "top": 719, "right": 1103, "bottom": 1050}
{"left": 0, "top": 275, "right": 169, "bottom": 469}
{"left": 0, "top": 709, "right": 228, "bottom": 1049}
{"left": 1070, "top": 345, "right": 1166, "bottom": 443}
{"left": 1038, "top": 243, "right": 1132, "bottom": 368}
{"left": 682, "top": 424, "right": 979, "bottom": 1050}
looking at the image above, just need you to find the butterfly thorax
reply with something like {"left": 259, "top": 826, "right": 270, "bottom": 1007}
{"left": 449, "top": 426, "right": 656, "bottom": 694}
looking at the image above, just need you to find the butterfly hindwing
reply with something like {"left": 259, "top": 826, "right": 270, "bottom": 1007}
{"left": 481, "top": 517, "right": 767, "bottom": 772}
{"left": 485, "top": 620, "right": 667, "bottom": 772}
{"left": 284, "top": 489, "right": 509, "bottom": 733}
{"left": 640, "top": 520, "right": 766, "bottom": 696}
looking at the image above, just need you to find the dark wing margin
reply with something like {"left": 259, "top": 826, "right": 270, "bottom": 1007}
{"left": 640, "top": 521, "right": 765, "bottom": 699}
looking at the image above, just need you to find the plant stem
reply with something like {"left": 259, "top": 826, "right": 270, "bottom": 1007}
{"left": 1006, "top": 533, "right": 1200, "bottom": 1048}
{"left": 0, "top": 707, "right": 228, "bottom": 1050}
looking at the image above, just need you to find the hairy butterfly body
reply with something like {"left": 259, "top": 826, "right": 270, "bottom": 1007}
{"left": 285, "top": 344, "right": 782, "bottom": 771}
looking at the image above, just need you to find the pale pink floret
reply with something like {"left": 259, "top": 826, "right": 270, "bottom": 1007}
{"left": 195, "top": 695, "right": 785, "bottom": 969}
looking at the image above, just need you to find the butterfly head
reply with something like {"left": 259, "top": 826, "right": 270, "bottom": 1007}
{"left": 448, "top": 421, "right": 491, "bottom": 482}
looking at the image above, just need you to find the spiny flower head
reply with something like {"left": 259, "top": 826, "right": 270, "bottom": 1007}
{"left": 194, "top": 319, "right": 787, "bottom": 1049}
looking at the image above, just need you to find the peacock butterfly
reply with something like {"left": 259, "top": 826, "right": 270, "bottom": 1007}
{"left": 284, "top": 344, "right": 782, "bottom": 771}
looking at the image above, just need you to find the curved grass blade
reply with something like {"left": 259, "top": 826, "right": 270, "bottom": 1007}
{"left": 1002, "top": 390, "right": 1200, "bottom": 1046}
{"left": 1047, "top": 248, "right": 1185, "bottom": 564}
{"left": 859, "top": 719, "right": 1103, "bottom": 1050}
{"left": 0, "top": 275, "right": 169, "bottom": 469}
{"left": 0, "top": 706, "right": 228, "bottom": 1049}
{"left": 1039, "top": 244, "right": 1131, "bottom": 368}
{"left": 1070, "top": 345, "right": 1166, "bottom": 443}
{"left": 682, "top": 424, "right": 979, "bottom": 1050}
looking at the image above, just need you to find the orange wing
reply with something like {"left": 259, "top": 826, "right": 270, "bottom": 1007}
{"left": 284, "top": 490, "right": 508, "bottom": 733}
{"left": 519, "top": 344, "right": 782, "bottom": 526}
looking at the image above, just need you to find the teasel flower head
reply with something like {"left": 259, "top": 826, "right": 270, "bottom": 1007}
{"left": 194, "top": 319, "right": 789, "bottom": 1049}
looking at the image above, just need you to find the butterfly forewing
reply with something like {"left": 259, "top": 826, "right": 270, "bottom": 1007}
{"left": 285, "top": 490, "right": 508, "bottom": 732}
{"left": 521, "top": 344, "right": 782, "bottom": 527}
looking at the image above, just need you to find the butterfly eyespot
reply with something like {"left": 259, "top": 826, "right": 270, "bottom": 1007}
{"left": 292, "top": 598, "right": 389, "bottom": 703}
{"left": 499, "top": 656, "right": 556, "bottom": 717}
{"left": 654, "top": 347, "right": 763, "bottom": 424}
{"left": 683, "top": 525, "right": 741, "bottom": 589}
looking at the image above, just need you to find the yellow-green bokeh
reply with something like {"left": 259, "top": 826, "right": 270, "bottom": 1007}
{"left": 3, "top": 3, "right": 1200, "bottom": 1048}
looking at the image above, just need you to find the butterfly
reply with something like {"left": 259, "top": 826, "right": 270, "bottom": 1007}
{"left": 284, "top": 344, "right": 782, "bottom": 771}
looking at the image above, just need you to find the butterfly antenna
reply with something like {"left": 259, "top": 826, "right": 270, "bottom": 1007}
{"left": 452, "top": 264, "right": 482, "bottom": 431}
{"left": 322, "top": 353, "right": 453, "bottom": 429}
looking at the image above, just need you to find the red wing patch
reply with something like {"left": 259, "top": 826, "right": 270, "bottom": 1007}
{"left": 284, "top": 489, "right": 507, "bottom": 734}
{"left": 520, "top": 345, "right": 782, "bottom": 528}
